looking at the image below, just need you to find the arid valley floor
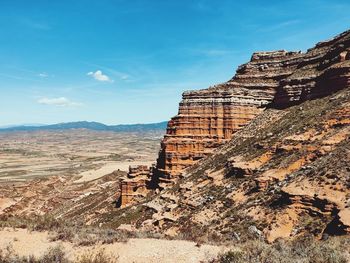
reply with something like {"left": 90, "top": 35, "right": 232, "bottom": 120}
{"left": 0, "top": 129, "right": 231, "bottom": 262}
{"left": 0, "top": 130, "right": 161, "bottom": 182}
{"left": 0, "top": 129, "right": 161, "bottom": 217}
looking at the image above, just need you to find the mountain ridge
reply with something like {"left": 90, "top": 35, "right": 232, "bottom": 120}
{"left": 0, "top": 121, "right": 168, "bottom": 132}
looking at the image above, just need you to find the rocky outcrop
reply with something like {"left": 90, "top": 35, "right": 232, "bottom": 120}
{"left": 151, "top": 30, "right": 350, "bottom": 188}
{"left": 116, "top": 165, "right": 152, "bottom": 208}
{"left": 109, "top": 30, "right": 350, "bottom": 241}
{"left": 152, "top": 50, "right": 304, "bottom": 187}
{"left": 118, "top": 87, "right": 350, "bottom": 243}
{"left": 273, "top": 30, "right": 350, "bottom": 107}
{"left": 117, "top": 30, "right": 350, "bottom": 210}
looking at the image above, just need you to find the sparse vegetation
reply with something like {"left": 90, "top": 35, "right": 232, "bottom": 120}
{"left": 0, "top": 215, "right": 131, "bottom": 246}
{"left": 0, "top": 244, "right": 69, "bottom": 263}
{"left": 0, "top": 244, "right": 121, "bottom": 263}
{"left": 76, "top": 249, "right": 118, "bottom": 263}
{"left": 212, "top": 237, "right": 350, "bottom": 263}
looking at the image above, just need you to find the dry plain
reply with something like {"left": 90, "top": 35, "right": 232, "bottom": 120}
{"left": 0, "top": 129, "right": 230, "bottom": 262}
{"left": 0, "top": 129, "right": 162, "bottom": 182}
{"left": 0, "top": 129, "right": 162, "bottom": 218}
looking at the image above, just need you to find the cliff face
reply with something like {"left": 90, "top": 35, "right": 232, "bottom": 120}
{"left": 111, "top": 30, "right": 350, "bottom": 241}
{"left": 117, "top": 30, "right": 350, "bottom": 208}
{"left": 152, "top": 30, "right": 350, "bottom": 187}
{"left": 113, "top": 87, "right": 350, "bottom": 243}
{"left": 273, "top": 30, "right": 350, "bottom": 106}
{"left": 116, "top": 165, "right": 151, "bottom": 208}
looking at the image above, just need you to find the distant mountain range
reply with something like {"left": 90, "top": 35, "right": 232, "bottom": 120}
{"left": 0, "top": 121, "right": 168, "bottom": 132}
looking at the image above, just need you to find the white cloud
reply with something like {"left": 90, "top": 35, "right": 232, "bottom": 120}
{"left": 38, "top": 73, "right": 48, "bottom": 78}
{"left": 37, "top": 97, "right": 82, "bottom": 107}
{"left": 87, "top": 70, "right": 113, "bottom": 82}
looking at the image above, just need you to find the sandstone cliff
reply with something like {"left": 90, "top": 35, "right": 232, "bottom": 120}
{"left": 153, "top": 50, "right": 296, "bottom": 186}
{"left": 113, "top": 30, "right": 350, "bottom": 241}
{"left": 151, "top": 30, "right": 350, "bottom": 188}
{"left": 115, "top": 87, "right": 350, "bottom": 243}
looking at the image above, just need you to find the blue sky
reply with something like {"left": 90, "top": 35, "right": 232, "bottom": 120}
{"left": 1, "top": 0, "right": 350, "bottom": 125}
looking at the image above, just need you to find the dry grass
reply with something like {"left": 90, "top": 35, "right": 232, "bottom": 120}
{"left": 2, "top": 216, "right": 349, "bottom": 263}
{"left": 212, "top": 236, "right": 350, "bottom": 263}
{"left": 0, "top": 215, "right": 131, "bottom": 246}
{"left": 0, "top": 244, "right": 119, "bottom": 263}
{"left": 0, "top": 214, "right": 166, "bottom": 249}
{"left": 0, "top": 244, "right": 69, "bottom": 263}
{"left": 76, "top": 249, "right": 118, "bottom": 263}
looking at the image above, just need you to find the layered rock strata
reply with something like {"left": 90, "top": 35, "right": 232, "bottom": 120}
{"left": 134, "top": 88, "right": 350, "bottom": 242}
{"left": 152, "top": 51, "right": 304, "bottom": 187}
{"left": 118, "top": 30, "right": 350, "bottom": 207}
{"left": 273, "top": 30, "right": 350, "bottom": 107}
{"left": 151, "top": 30, "right": 350, "bottom": 188}
{"left": 116, "top": 165, "right": 152, "bottom": 208}
{"left": 112, "top": 30, "right": 350, "bottom": 240}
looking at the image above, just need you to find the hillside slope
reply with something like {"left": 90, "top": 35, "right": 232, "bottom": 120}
{"left": 106, "top": 87, "right": 349, "bottom": 243}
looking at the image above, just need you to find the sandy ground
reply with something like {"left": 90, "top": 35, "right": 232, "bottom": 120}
{"left": 74, "top": 161, "right": 154, "bottom": 183}
{"left": 0, "top": 228, "right": 227, "bottom": 263}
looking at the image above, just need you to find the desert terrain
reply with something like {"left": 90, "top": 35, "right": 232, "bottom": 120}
{"left": 0, "top": 129, "right": 162, "bottom": 182}
{"left": 0, "top": 228, "right": 226, "bottom": 263}
{"left": 0, "top": 130, "right": 234, "bottom": 263}
{"left": 0, "top": 129, "right": 163, "bottom": 220}
{"left": 1, "top": 28, "right": 350, "bottom": 263}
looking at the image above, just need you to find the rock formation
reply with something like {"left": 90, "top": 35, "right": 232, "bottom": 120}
{"left": 151, "top": 50, "right": 303, "bottom": 188}
{"left": 150, "top": 30, "right": 350, "bottom": 189}
{"left": 126, "top": 87, "right": 350, "bottom": 243}
{"left": 116, "top": 165, "right": 153, "bottom": 208}
{"left": 117, "top": 30, "right": 350, "bottom": 209}
{"left": 273, "top": 30, "right": 350, "bottom": 107}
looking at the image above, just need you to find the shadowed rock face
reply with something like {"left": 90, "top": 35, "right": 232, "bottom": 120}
{"left": 273, "top": 30, "right": 350, "bottom": 107}
{"left": 152, "top": 30, "right": 350, "bottom": 187}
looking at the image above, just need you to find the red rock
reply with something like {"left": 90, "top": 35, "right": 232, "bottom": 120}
{"left": 116, "top": 165, "right": 152, "bottom": 207}
{"left": 118, "top": 30, "right": 350, "bottom": 208}
{"left": 150, "top": 30, "right": 350, "bottom": 188}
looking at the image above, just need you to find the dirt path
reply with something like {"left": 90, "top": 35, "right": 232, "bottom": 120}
{"left": 0, "top": 228, "right": 227, "bottom": 262}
